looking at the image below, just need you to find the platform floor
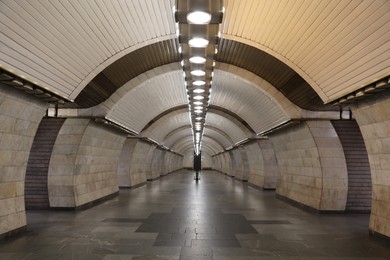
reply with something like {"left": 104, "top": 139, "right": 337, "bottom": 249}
{"left": 1, "top": 170, "right": 389, "bottom": 259}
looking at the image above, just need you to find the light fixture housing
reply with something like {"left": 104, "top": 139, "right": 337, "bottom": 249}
{"left": 189, "top": 37, "right": 209, "bottom": 48}
{"left": 189, "top": 56, "right": 206, "bottom": 64}
{"left": 187, "top": 11, "right": 212, "bottom": 24}
{"left": 191, "top": 70, "right": 206, "bottom": 76}
{"left": 193, "top": 80, "right": 206, "bottom": 86}
{"left": 193, "top": 88, "right": 205, "bottom": 93}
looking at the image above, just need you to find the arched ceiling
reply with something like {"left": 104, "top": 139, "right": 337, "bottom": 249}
{"left": 1, "top": 0, "right": 389, "bottom": 156}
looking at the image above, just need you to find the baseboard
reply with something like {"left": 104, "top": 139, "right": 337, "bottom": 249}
{"left": 51, "top": 191, "right": 119, "bottom": 211}
{"left": 0, "top": 225, "right": 27, "bottom": 241}
{"left": 276, "top": 194, "right": 345, "bottom": 214}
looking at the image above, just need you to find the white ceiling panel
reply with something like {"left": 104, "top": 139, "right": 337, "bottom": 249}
{"left": 222, "top": 0, "right": 390, "bottom": 102}
{"left": 143, "top": 111, "right": 191, "bottom": 145}
{"left": 210, "top": 70, "right": 290, "bottom": 134}
{"left": 106, "top": 70, "right": 187, "bottom": 134}
{"left": 203, "top": 128, "right": 234, "bottom": 149}
{"left": 163, "top": 127, "right": 193, "bottom": 148}
{"left": 0, "top": 0, "right": 176, "bottom": 100}
{"left": 205, "top": 113, "right": 248, "bottom": 143}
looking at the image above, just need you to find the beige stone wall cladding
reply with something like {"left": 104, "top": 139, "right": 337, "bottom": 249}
{"left": 48, "top": 119, "right": 126, "bottom": 207}
{"left": 117, "top": 139, "right": 137, "bottom": 187}
{"left": 0, "top": 87, "right": 48, "bottom": 236}
{"left": 352, "top": 94, "right": 390, "bottom": 237}
{"left": 230, "top": 149, "right": 245, "bottom": 180}
{"left": 128, "top": 141, "right": 150, "bottom": 186}
{"left": 270, "top": 121, "right": 348, "bottom": 211}
{"left": 246, "top": 141, "right": 265, "bottom": 187}
{"left": 162, "top": 152, "right": 182, "bottom": 175}
{"left": 214, "top": 153, "right": 232, "bottom": 175}
{"left": 258, "top": 139, "right": 278, "bottom": 189}
{"left": 151, "top": 149, "right": 165, "bottom": 178}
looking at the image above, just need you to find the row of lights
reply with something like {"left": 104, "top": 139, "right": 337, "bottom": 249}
{"left": 175, "top": 0, "right": 223, "bottom": 155}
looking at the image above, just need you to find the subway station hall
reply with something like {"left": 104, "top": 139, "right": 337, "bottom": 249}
{"left": 1, "top": 0, "right": 390, "bottom": 259}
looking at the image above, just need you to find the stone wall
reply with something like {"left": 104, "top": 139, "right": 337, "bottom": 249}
{"left": 48, "top": 119, "right": 126, "bottom": 208}
{"left": 128, "top": 141, "right": 151, "bottom": 187}
{"left": 270, "top": 120, "right": 348, "bottom": 211}
{"left": 246, "top": 141, "right": 264, "bottom": 187}
{"left": 247, "top": 140, "right": 278, "bottom": 189}
{"left": 151, "top": 149, "right": 165, "bottom": 178}
{"left": 117, "top": 139, "right": 137, "bottom": 187}
{"left": 258, "top": 140, "right": 278, "bottom": 189}
{"left": 0, "top": 86, "right": 47, "bottom": 236}
{"left": 352, "top": 93, "right": 390, "bottom": 237}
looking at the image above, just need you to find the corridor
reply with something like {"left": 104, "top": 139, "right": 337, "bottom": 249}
{"left": 1, "top": 171, "right": 389, "bottom": 260}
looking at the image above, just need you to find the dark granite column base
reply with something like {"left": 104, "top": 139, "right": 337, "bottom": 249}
{"left": 51, "top": 191, "right": 119, "bottom": 211}
{"left": 369, "top": 230, "right": 390, "bottom": 242}
{"left": 120, "top": 182, "right": 147, "bottom": 189}
{"left": 276, "top": 193, "right": 345, "bottom": 214}
{"left": 247, "top": 182, "right": 276, "bottom": 191}
{"left": 0, "top": 225, "right": 27, "bottom": 241}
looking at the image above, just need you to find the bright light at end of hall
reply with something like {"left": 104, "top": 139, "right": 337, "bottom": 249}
{"left": 189, "top": 56, "right": 206, "bottom": 64}
{"left": 189, "top": 37, "right": 209, "bottom": 48}
{"left": 187, "top": 11, "right": 212, "bottom": 24}
{"left": 191, "top": 70, "right": 206, "bottom": 76}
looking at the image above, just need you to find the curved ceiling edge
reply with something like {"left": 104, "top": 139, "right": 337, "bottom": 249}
{"left": 220, "top": 35, "right": 325, "bottom": 101}
{"left": 72, "top": 38, "right": 180, "bottom": 107}
{"left": 217, "top": 37, "right": 337, "bottom": 111}
{"left": 215, "top": 63, "right": 302, "bottom": 119}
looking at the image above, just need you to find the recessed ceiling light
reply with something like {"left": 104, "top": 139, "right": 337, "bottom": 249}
{"left": 189, "top": 56, "right": 206, "bottom": 64}
{"left": 194, "top": 95, "right": 204, "bottom": 100}
{"left": 193, "top": 101, "right": 203, "bottom": 105}
{"left": 194, "top": 110, "right": 202, "bottom": 114}
{"left": 191, "top": 70, "right": 205, "bottom": 76}
{"left": 187, "top": 11, "right": 212, "bottom": 24}
{"left": 195, "top": 117, "right": 203, "bottom": 120}
{"left": 193, "top": 88, "right": 205, "bottom": 93}
{"left": 189, "top": 37, "right": 209, "bottom": 48}
{"left": 194, "top": 106, "right": 203, "bottom": 110}
{"left": 193, "top": 80, "right": 205, "bottom": 86}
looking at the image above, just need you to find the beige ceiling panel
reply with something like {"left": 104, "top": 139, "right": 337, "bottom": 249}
{"left": 144, "top": 111, "right": 191, "bottom": 145}
{"left": 106, "top": 70, "right": 187, "bottom": 134}
{"left": 0, "top": 0, "right": 176, "bottom": 100}
{"left": 210, "top": 70, "right": 290, "bottom": 134}
{"left": 222, "top": 0, "right": 390, "bottom": 102}
{"left": 205, "top": 113, "right": 248, "bottom": 143}
{"left": 163, "top": 127, "right": 193, "bottom": 149}
{"left": 203, "top": 128, "right": 234, "bottom": 149}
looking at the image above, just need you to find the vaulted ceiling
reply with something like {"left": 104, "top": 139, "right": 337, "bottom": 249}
{"left": 1, "top": 0, "right": 389, "bottom": 158}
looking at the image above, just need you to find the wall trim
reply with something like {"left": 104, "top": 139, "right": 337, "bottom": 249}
{"left": 276, "top": 194, "right": 345, "bottom": 214}
{"left": 0, "top": 226, "right": 27, "bottom": 241}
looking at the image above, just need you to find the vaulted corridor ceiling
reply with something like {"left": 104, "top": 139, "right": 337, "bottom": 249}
{"left": 1, "top": 0, "right": 389, "bottom": 157}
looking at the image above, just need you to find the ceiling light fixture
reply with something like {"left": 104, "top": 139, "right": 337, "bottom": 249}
{"left": 194, "top": 95, "right": 204, "bottom": 100}
{"left": 191, "top": 70, "right": 206, "bottom": 76}
{"left": 193, "top": 88, "right": 205, "bottom": 93}
{"left": 193, "top": 80, "right": 206, "bottom": 86}
{"left": 189, "top": 56, "right": 206, "bottom": 64}
{"left": 189, "top": 37, "right": 209, "bottom": 48}
{"left": 187, "top": 11, "right": 212, "bottom": 24}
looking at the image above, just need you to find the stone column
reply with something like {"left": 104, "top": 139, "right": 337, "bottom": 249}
{"left": 0, "top": 87, "right": 47, "bottom": 237}
{"left": 351, "top": 93, "right": 390, "bottom": 238}
{"left": 48, "top": 119, "right": 126, "bottom": 208}
{"left": 270, "top": 120, "right": 348, "bottom": 211}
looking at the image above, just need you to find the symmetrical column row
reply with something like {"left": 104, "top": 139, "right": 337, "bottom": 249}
{"left": 1, "top": 86, "right": 390, "bottom": 239}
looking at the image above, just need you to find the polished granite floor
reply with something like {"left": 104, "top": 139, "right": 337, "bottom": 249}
{"left": 1, "top": 170, "right": 389, "bottom": 259}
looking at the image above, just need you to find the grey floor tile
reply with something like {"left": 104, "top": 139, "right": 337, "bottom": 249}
{"left": 1, "top": 171, "right": 389, "bottom": 260}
